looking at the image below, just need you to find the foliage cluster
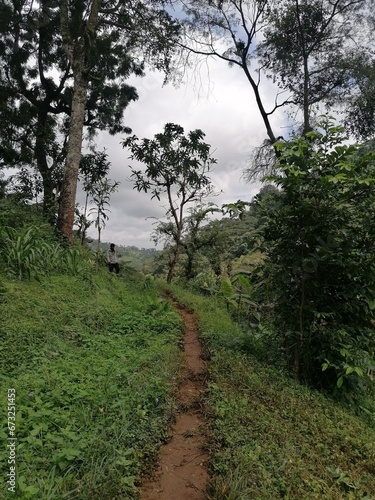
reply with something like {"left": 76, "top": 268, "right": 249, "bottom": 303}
{"left": 0, "top": 0, "right": 180, "bottom": 238}
{"left": 0, "top": 225, "right": 86, "bottom": 280}
{"left": 0, "top": 198, "right": 46, "bottom": 230}
{"left": 0, "top": 268, "right": 183, "bottom": 497}
{"left": 149, "top": 202, "right": 259, "bottom": 285}
{"left": 177, "top": 0, "right": 375, "bottom": 148}
{"left": 255, "top": 120, "right": 375, "bottom": 391}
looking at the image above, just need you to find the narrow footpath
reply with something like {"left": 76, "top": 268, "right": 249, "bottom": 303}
{"left": 141, "top": 301, "right": 209, "bottom": 499}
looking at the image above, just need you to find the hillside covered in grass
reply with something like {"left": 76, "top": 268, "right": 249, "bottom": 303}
{"left": 1, "top": 202, "right": 375, "bottom": 498}
{"left": 0, "top": 214, "right": 184, "bottom": 497}
{"left": 2, "top": 266, "right": 374, "bottom": 498}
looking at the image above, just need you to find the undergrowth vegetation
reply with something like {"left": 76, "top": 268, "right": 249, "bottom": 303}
{"left": 166, "top": 283, "right": 375, "bottom": 499}
{"left": 0, "top": 225, "right": 85, "bottom": 280}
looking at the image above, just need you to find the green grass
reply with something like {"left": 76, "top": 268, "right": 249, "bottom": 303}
{"left": 0, "top": 271, "right": 183, "bottom": 499}
{"left": 166, "top": 283, "right": 375, "bottom": 499}
{"left": 2, "top": 249, "right": 375, "bottom": 499}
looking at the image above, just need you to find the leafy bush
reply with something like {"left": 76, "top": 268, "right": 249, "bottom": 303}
{"left": 0, "top": 197, "right": 47, "bottom": 230}
{"left": 0, "top": 226, "right": 88, "bottom": 280}
{"left": 258, "top": 119, "right": 375, "bottom": 392}
{"left": 220, "top": 273, "right": 258, "bottom": 325}
{"left": 0, "top": 226, "right": 46, "bottom": 280}
{"left": 189, "top": 270, "right": 219, "bottom": 295}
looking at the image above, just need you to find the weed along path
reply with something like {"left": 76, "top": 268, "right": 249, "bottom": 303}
{"left": 141, "top": 300, "right": 209, "bottom": 499}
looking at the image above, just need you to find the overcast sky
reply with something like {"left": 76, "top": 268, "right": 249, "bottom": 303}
{"left": 80, "top": 58, "right": 286, "bottom": 249}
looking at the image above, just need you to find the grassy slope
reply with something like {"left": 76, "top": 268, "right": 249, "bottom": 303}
{"left": 1, "top": 249, "right": 375, "bottom": 499}
{"left": 166, "top": 284, "right": 375, "bottom": 500}
{"left": 0, "top": 271, "right": 183, "bottom": 499}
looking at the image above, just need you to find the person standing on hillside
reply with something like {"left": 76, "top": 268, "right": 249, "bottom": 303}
{"left": 107, "top": 243, "right": 120, "bottom": 274}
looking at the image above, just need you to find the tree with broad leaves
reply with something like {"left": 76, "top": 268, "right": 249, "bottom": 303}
{"left": 0, "top": 0, "right": 70, "bottom": 220}
{"left": 7, "top": 168, "right": 43, "bottom": 207}
{"left": 0, "top": 0, "right": 137, "bottom": 222}
{"left": 153, "top": 203, "right": 221, "bottom": 280}
{"left": 123, "top": 123, "right": 216, "bottom": 283}
{"left": 56, "top": 0, "right": 181, "bottom": 243}
{"left": 256, "top": 0, "right": 371, "bottom": 136}
{"left": 181, "top": 203, "right": 221, "bottom": 279}
{"left": 0, "top": 0, "right": 179, "bottom": 237}
{"left": 74, "top": 205, "right": 93, "bottom": 245}
{"left": 259, "top": 118, "right": 375, "bottom": 388}
{"left": 77, "top": 149, "right": 111, "bottom": 244}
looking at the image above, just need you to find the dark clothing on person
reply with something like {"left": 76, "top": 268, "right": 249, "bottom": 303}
{"left": 108, "top": 262, "right": 120, "bottom": 274}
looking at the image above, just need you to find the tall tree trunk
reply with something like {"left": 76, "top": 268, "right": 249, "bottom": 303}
{"left": 96, "top": 222, "right": 101, "bottom": 261}
{"left": 166, "top": 187, "right": 184, "bottom": 283}
{"left": 242, "top": 63, "right": 277, "bottom": 145}
{"left": 56, "top": 0, "right": 100, "bottom": 243}
{"left": 57, "top": 71, "right": 88, "bottom": 242}
{"left": 80, "top": 192, "right": 90, "bottom": 245}
{"left": 185, "top": 250, "right": 194, "bottom": 280}
{"left": 302, "top": 55, "right": 311, "bottom": 135}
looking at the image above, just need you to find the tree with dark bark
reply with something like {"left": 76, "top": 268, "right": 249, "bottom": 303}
{"left": 176, "top": 0, "right": 278, "bottom": 144}
{"left": 0, "top": 0, "right": 70, "bottom": 220}
{"left": 123, "top": 123, "right": 216, "bottom": 283}
{"left": 256, "top": 0, "right": 370, "bottom": 135}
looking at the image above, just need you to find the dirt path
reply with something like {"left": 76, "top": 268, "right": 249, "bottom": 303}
{"left": 141, "top": 301, "right": 209, "bottom": 500}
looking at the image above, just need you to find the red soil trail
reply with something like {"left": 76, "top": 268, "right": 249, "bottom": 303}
{"left": 141, "top": 302, "right": 209, "bottom": 500}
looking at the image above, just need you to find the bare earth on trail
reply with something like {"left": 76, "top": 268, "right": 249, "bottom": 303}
{"left": 141, "top": 302, "right": 209, "bottom": 500}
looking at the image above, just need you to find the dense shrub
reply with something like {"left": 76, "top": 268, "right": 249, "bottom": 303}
{"left": 258, "top": 120, "right": 375, "bottom": 393}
